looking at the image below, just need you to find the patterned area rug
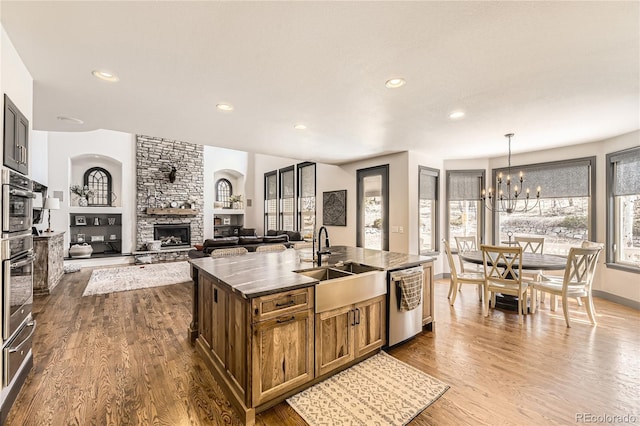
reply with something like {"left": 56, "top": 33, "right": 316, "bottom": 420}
{"left": 83, "top": 262, "right": 191, "bottom": 296}
{"left": 287, "top": 351, "right": 449, "bottom": 425}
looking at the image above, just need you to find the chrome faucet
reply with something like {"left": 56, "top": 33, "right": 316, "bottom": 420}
{"left": 316, "top": 226, "right": 331, "bottom": 266}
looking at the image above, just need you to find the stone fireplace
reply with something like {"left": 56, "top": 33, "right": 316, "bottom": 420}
{"left": 136, "top": 135, "right": 204, "bottom": 252}
{"left": 154, "top": 224, "right": 191, "bottom": 248}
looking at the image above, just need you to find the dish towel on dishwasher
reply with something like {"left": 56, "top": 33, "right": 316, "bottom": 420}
{"left": 398, "top": 271, "right": 423, "bottom": 311}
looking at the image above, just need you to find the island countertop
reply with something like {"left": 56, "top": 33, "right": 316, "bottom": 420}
{"left": 189, "top": 245, "right": 434, "bottom": 298}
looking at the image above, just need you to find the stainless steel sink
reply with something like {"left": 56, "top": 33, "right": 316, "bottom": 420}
{"left": 296, "top": 267, "right": 353, "bottom": 281}
{"left": 332, "top": 262, "right": 382, "bottom": 274}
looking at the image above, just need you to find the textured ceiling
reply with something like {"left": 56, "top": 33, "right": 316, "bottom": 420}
{"left": 1, "top": 1, "right": 638, "bottom": 164}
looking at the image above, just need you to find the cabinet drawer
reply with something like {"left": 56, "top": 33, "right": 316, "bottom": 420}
{"left": 251, "top": 287, "right": 313, "bottom": 322}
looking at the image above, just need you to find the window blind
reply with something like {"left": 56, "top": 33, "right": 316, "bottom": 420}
{"left": 419, "top": 168, "right": 438, "bottom": 200}
{"left": 611, "top": 147, "right": 640, "bottom": 196}
{"left": 494, "top": 159, "right": 592, "bottom": 198}
{"left": 447, "top": 170, "right": 483, "bottom": 201}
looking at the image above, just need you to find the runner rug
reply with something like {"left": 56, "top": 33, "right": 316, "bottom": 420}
{"left": 287, "top": 351, "right": 449, "bottom": 425}
{"left": 82, "top": 261, "right": 191, "bottom": 296}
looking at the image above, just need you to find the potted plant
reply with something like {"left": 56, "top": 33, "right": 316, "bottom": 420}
{"left": 229, "top": 194, "right": 243, "bottom": 210}
{"left": 70, "top": 185, "right": 95, "bottom": 207}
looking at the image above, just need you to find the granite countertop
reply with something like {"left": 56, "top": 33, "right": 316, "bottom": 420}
{"left": 189, "top": 245, "right": 434, "bottom": 298}
{"left": 34, "top": 231, "right": 65, "bottom": 239}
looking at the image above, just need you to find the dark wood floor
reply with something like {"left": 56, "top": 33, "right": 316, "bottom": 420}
{"left": 6, "top": 266, "right": 639, "bottom": 425}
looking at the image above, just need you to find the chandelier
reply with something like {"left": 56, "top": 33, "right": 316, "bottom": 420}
{"left": 481, "top": 133, "right": 540, "bottom": 213}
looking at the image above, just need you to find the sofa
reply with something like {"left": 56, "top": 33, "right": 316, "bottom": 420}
{"left": 188, "top": 229, "right": 304, "bottom": 259}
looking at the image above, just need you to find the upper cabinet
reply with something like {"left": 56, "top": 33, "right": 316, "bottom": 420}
{"left": 3, "top": 94, "right": 29, "bottom": 176}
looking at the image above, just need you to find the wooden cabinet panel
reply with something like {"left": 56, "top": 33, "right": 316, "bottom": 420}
{"left": 210, "top": 280, "right": 227, "bottom": 366}
{"left": 422, "top": 262, "right": 434, "bottom": 326}
{"left": 316, "top": 295, "right": 386, "bottom": 377}
{"left": 3, "top": 94, "right": 29, "bottom": 175}
{"left": 199, "top": 275, "right": 213, "bottom": 349}
{"left": 251, "top": 287, "right": 313, "bottom": 322}
{"left": 251, "top": 311, "right": 314, "bottom": 406}
{"left": 226, "top": 291, "right": 247, "bottom": 398}
{"left": 315, "top": 305, "right": 355, "bottom": 377}
{"left": 355, "top": 295, "right": 386, "bottom": 356}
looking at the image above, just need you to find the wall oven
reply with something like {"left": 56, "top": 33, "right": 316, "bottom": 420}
{"left": 2, "top": 234, "right": 34, "bottom": 342}
{"left": 2, "top": 168, "right": 34, "bottom": 238}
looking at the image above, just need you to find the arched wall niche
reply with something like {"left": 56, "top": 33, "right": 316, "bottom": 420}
{"left": 70, "top": 154, "right": 123, "bottom": 207}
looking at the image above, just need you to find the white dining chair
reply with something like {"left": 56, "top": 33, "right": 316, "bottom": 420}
{"left": 481, "top": 244, "right": 529, "bottom": 326}
{"left": 530, "top": 245, "right": 602, "bottom": 327}
{"left": 443, "top": 239, "right": 484, "bottom": 305}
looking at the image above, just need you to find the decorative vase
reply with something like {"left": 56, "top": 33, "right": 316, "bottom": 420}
{"left": 78, "top": 196, "right": 88, "bottom": 207}
{"left": 69, "top": 243, "right": 93, "bottom": 258}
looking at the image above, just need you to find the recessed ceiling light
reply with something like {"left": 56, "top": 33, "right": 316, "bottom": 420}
{"left": 293, "top": 123, "right": 307, "bottom": 130}
{"left": 91, "top": 70, "right": 119, "bottom": 82}
{"left": 57, "top": 116, "right": 84, "bottom": 124}
{"left": 449, "top": 111, "right": 465, "bottom": 119}
{"left": 216, "top": 103, "right": 234, "bottom": 111}
{"left": 385, "top": 78, "right": 406, "bottom": 89}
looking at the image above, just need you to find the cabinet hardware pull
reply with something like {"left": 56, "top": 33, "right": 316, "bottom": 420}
{"left": 275, "top": 299, "right": 295, "bottom": 308}
{"left": 276, "top": 316, "right": 296, "bottom": 324}
{"left": 355, "top": 308, "right": 361, "bottom": 325}
{"left": 350, "top": 309, "right": 356, "bottom": 326}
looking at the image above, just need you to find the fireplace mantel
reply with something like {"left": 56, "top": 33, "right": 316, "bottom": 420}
{"left": 146, "top": 208, "right": 198, "bottom": 215}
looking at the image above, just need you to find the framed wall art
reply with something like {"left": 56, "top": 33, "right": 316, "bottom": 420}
{"left": 323, "top": 190, "right": 347, "bottom": 226}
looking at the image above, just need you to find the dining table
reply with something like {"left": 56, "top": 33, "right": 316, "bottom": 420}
{"left": 458, "top": 251, "right": 567, "bottom": 271}
{"left": 458, "top": 250, "right": 567, "bottom": 312}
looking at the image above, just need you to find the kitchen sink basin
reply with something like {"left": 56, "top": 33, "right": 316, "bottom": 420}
{"left": 332, "top": 262, "right": 382, "bottom": 274}
{"left": 294, "top": 264, "right": 386, "bottom": 313}
{"left": 296, "top": 267, "right": 353, "bottom": 281}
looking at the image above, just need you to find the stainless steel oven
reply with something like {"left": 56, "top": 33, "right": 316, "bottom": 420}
{"left": 3, "top": 318, "right": 35, "bottom": 386}
{"left": 2, "top": 234, "right": 34, "bottom": 342}
{"left": 2, "top": 168, "right": 34, "bottom": 238}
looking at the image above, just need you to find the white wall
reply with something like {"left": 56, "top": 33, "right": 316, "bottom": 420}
{"left": 30, "top": 130, "right": 48, "bottom": 185}
{"left": 1, "top": 25, "right": 33, "bottom": 177}
{"left": 203, "top": 146, "right": 249, "bottom": 239}
{"left": 47, "top": 130, "right": 136, "bottom": 255}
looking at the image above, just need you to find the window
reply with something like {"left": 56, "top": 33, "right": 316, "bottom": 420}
{"left": 419, "top": 166, "right": 439, "bottom": 254}
{"left": 494, "top": 157, "right": 595, "bottom": 256}
{"left": 357, "top": 165, "right": 389, "bottom": 251}
{"left": 446, "top": 170, "right": 484, "bottom": 248}
{"left": 607, "top": 147, "right": 640, "bottom": 270}
{"left": 83, "top": 167, "right": 112, "bottom": 206}
{"left": 264, "top": 171, "right": 278, "bottom": 232}
{"left": 298, "top": 162, "right": 316, "bottom": 239}
{"left": 279, "top": 166, "right": 296, "bottom": 231}
{"left": 215, "top": 178, "right": 232, "bottom": 208}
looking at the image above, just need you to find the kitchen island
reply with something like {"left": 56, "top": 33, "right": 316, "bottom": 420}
{"left": 189, "top": 245, "right": 434, "bottom": 425}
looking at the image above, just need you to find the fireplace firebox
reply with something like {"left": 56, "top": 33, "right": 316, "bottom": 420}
{"left": 153, "top": 224, "right": 191, "bottom": 248}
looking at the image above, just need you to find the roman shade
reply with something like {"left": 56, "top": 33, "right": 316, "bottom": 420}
{"left": 610, "top": 147, "right": 640, "bottom": 196}
{"left": 447, "top": 170, "right": 483, "bottom": 201}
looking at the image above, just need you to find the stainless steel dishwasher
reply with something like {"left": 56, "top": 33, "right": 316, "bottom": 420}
{"left": 387, "top": 266, "right": 424, "bottom": 347}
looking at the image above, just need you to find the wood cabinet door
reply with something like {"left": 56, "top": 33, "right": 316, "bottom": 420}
{"left": 355, "top": 295, "right": 386, "bottom": 357}
{"left": 210, "top": 280, "right": 227, "bottom": 366}
{"left": 226, "top": 291, "right": 247, "bottom": 399}
{"left": 252, "top": 310, "right": 314, "bottom": 406}
{"left": 422, "top": 263, "right": 434, "bottom": 325}
{"left": 315, "top": 305, "right": 354, "bottom": 377}
{"left": 199, "top": 275, "right": 213, "bottom": 349}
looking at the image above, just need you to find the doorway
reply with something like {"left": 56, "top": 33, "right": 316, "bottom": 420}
{"left": 356, "top": 165, "right": 389, "bottom": 250}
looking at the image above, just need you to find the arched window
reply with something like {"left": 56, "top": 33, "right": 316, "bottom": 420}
{"left": 84, "top": 167, "right": 112, "bottom": 206}
{"left": 216, "top": 178, "right": 232, "bottom": 208}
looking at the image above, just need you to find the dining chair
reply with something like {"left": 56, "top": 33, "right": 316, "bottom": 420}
{"left": 210, "top": 247, "right": 248, "bottom": 258}
{"left": 481, "top": 244, "right": 529, "bottom": 326}
{"left": 530, "top": 245, "right": 602, "bottom": 327}
{"left": 454, "top": 236, "right": 480, "bottom": 273}
{"left": 514, "top": 236, "right": 545, "bottom": 254}
{"left": 293, "top": 241, "right": 313, "bottom": 249}
{"left": 515, "top": 236, "right": 546, "bottom": 303}
{"left": 256, "top": 244, "right": 287, "bottom": 253}
{"left": 443, "top": 239, "right": 484, "bottom": 305}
